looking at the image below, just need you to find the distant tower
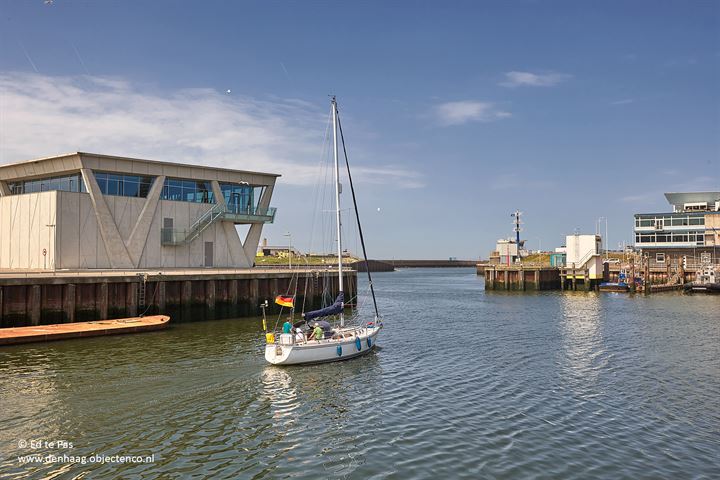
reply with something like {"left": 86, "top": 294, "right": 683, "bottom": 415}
{"left": 511, "top": 210, "right": 522, "bottom": 247}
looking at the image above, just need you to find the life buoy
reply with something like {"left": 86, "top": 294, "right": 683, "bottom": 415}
{"left": 355, "top": 338, "right": 362, "bottom": 351}
{"left": 367, "top": 337, "right": 372, "bottom": 348}
{"left": 337, "top": 345, "right": 342, "bottom": 357}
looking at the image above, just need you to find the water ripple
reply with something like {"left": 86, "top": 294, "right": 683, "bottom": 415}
{"left": 1, "top": 269, "right": 719, "bottom": 479}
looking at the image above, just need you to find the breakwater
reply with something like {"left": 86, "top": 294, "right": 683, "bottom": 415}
{"left": 482, "top": 263, "right": 702, "bottom": 293}
{"left": 484, "top": 265, "right": 561, "bottom": 290}
{"left": 0, "top": 268, "right": 356, "bottom": 327}
{"left": 353, "top": 259, "right": 479, "bottom": 272}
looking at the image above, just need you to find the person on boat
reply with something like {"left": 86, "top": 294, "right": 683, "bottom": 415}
{"left": 282, "top": 319, "right": 293, "bottom": 334}
{"left": 309, "top": 323, "right": 324, "bottom": 342}
{"left": 315, "top": 320, "right": 332, "bottom": 339}
{"left": 294, "top": 327, "right": 305, "bottom": 343}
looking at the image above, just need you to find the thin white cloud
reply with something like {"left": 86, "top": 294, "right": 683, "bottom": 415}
{"left": 0, "top": 72, "right": 423, "bottom": 188}
{"left": 489, "top": 173, "right": 555, "bottom": 191}
{"left": 500, "top": 71, "right": 571, "bottom": 88}
{"left": 620, "top": 193, "right": 656, "bottom": 203}
{"left": 611, "top": 98, "right": 635, "bottom": 105}
{"left": 434, "top": 101, "right": 511, "bottom": 126}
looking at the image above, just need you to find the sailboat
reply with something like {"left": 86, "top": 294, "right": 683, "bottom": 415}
{"left": 264, "top": 97, "right": 382, "bottom": 365}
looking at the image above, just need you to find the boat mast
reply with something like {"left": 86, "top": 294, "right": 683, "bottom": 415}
{"left": 331, "top": 96, "right": 344, "bottom": 327}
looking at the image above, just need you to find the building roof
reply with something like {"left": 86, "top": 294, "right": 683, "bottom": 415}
{"left": 0, "top": 152, "right": 281, "bottom": 179}
{"left": 634, "top": 211, "right": 719, "bottom": 217}
{"left": 664, "top": 192, "right": 720, "bottom": 206}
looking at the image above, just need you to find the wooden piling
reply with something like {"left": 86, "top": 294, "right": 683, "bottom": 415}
{"left": 63, "top": 284, "right": 76, "bottom": 323}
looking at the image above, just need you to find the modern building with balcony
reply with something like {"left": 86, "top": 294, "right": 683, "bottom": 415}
{"left": 0, "top": 152, "right": 278, "bottom": 270}
{"left": 634, "top": 192, "right": 720, "bottom": 267}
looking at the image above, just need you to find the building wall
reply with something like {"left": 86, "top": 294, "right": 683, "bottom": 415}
{"left": 53, "top": 192, "right": 245, "bottom": 269}
{"left": 55, "top": 190, "right": 110, "bottom": 268}
{"left": 566, "top": 234, "right": 600, "bottom": 265}
{"left": 146, "top": 200, "right": 237, "bottom": 269}
{"left": 0, "top": 153, "right": 278, "bottom": 271}
{"left": 0, "top": 191, "right": 57, "bottom": 270}
{"left": 706, "top": 213, "right": 720, "bottom": 246}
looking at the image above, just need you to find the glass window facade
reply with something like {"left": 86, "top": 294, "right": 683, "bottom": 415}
{"left": 635, "top": 232, "right": 705, "bottom": 244}
{"left": 161, "top": 178, "right": 214, "bottom": 203}
{"left": 94, "top": 172, "right": 155, "bottom": 198}
{"left": 7, "top": 173, "right": 85, "bottom": 195}
{"left": 220, "top": 182, "right": 256, "bottom": 213}
{"left": 634, "top": 214, "right": 704, "bottom": 228}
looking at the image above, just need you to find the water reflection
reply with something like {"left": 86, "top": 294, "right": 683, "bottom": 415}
{"left": 261, "top": 367, "right": 299, "bottom": 421}
{"left": 1, "top": 269, "right": 718, "bottom": 478}
{"left": 559, "top": 293, "right": 606, "bottom": 387}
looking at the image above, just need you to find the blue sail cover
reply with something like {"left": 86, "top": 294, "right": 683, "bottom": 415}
{"left": 303, "top": 292, "right": 344, "bottom": 321}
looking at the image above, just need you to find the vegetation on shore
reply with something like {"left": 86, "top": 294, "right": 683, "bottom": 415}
{"left": 254, "top": 254, "right": 360, "bottom": 266}
{"left": 521, "top": 251, "right": 627, "bottom": 266}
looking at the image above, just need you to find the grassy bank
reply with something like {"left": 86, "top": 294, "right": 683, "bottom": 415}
{"left": 254, "top": 255, "right": 360, "bottom": 266}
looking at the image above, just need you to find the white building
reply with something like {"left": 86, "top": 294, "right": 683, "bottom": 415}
{"left": 495, "top": 238, "right": 527, "bottom": 264}
{"left": 565, "top": 234, "right": 603, "bottom": 280}
{"left": 0, "top": 152, "right": 278, "bottom": 270}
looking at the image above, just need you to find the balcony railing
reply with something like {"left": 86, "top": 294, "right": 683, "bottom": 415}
{"left": 223, "top": 205, "right": 276, "bottom": 224}
{"left": 161, "top": 205, "right": 277, "bottom": 246}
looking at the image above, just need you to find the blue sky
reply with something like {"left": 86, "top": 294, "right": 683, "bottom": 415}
{"left": 1, "top": 1, "right": 718, "bottom": 259}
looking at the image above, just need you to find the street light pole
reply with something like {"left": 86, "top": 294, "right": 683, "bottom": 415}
{"left": 605, "top": 217, "right": 609, "bottom": 261}
{"left": 283, "top": 232, "right": 292, "bottom": 269}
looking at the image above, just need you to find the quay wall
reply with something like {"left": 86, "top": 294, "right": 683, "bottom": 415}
{"left": 0, "top": 269, "right": 356, "bottom": 328}
{"left": 381, "top": 259, "right": 477, "bottom": 268}
{"left": 484, "top": 266, "right": 561, "bottom": 291}
{"left": 484, "top": 263, "right": 701, "bottom": 293}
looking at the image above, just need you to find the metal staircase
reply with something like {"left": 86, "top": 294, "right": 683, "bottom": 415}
{"left": 161, "top": 204, "right": 276, "bottom": 246}
{"left": 572, "top": 250, "right": 601, "bottom": 269}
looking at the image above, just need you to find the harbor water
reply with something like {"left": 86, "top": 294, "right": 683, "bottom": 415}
{"left": 1, "top": 268, "right": 718, "bottom": 479}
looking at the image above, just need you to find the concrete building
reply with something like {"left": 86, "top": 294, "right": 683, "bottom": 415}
{"left": 0, "top": 152, "right": 278, "bottom": 270}
{"left": 565, "top": 234, "right": 603, "bottom": 278}
{"left": 492, "top": 238, "right": 527, "bottom": 265}
{"left": 634, "top": 192, "right": 720, "bottom": 267}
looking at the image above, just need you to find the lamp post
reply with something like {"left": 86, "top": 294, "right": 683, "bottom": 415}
{"left": 283, "top": 232, "right": 292, "bottom": 269}
{"left": 597, "top": 216, "right": 608, "bottom": 260}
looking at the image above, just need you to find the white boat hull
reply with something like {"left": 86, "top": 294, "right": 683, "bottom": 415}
{"left": 265, "top": 325, "right": 381, "bottom": 365}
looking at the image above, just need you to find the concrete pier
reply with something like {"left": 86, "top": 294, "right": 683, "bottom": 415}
{"left": 483, "top": 265, "right": 560, "bottom": 291}
{"left": 0, "top": 268, "right": 356, "bottom": 328}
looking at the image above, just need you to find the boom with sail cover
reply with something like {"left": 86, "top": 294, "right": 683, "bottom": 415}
{"left": 302, "top": 292, "right": 344, "bottom": 321}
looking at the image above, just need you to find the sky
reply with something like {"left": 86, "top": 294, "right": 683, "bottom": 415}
{"left": 0, "top": 1, "right": 718, "bottom": 259}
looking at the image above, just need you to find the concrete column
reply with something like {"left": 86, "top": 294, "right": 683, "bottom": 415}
{"left": 64, "top": 284, "right": 76, "bottom": 323}
{"left": 30, "top": 285, "right": 41, "bottom": 326}
{"left": 505, "top": 271, "right": 510, "bottom": 290}
{"left": 127, "top": 282, "right": 138, "bottom": 317}
{"left": 571, "top": 270, "right": 577, "bottom": 291}
{"left": 585, "top": 271, "right": 591, "bottom": 291}
{"left": 182, "top": 280, "right": 192, "bottom": 320}
{"left": 0, "top": 180, "right": 10, "bottom": 196}
{"left": 229, "top": 279, "right": 238, "bottom": 305}
{"left": 158, "top": 281, "right": 167, "bottom": 310}
{"left": 250, "top": 278, "right": 260, "bottom": 303}
{"left": 206, "top": 280, "right": 216, "bottom": 310}
{"left": 80, "top": 168, "right": 134, "bottom": 269}
{"left": 519, "top": 267, "right": 525, "bottom": 291}
{"left": 99, "top": 283, "right": 109, "bottom": 319}
{"left": 534, "top": 270, "right": 540, "bottom": 290}
{"left": 125, "top": 175, "right": 165, "bottom": 266}
{"left": 242, "top": 183, "right": 275, "bottom": 262}
{"left": 271, "top": 278, "right": 279, "bottom": 298}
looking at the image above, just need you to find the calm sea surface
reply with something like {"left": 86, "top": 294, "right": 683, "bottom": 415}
{"left": 1, "top": 268, "right": 719, "bottom": 479}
